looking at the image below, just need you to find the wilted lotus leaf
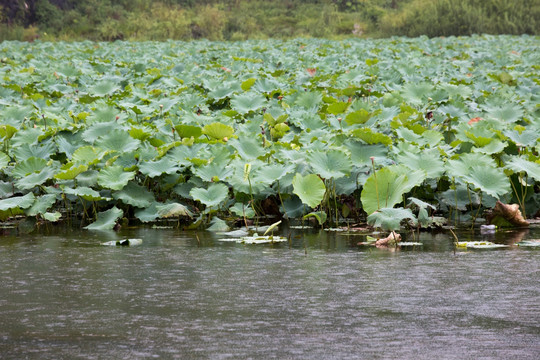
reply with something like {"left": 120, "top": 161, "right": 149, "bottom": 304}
{"left": 375, "top": 231, "right": 401, "bottom": 247}
{"left": 156, "top": 203, "right": 193, "bottom": 218}
{"left": 487, "top": 201, "right": 529, "bottom": 228}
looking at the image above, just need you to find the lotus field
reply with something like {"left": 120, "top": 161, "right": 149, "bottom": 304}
{"left": 0, "top": 35, "right": 539, "bottom": 230}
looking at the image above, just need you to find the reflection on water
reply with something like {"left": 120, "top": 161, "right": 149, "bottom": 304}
{"left": 1, "top": 226, "right": 539, "bottom": 359}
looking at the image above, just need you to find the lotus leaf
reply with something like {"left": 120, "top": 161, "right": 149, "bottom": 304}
{"left": 96, "top": 130, "right": 141, "bottom": 153}
{"left": 231, "top": 93, "right": 266, "bottom": 114}
{"left": 190, "top": 183, "right": 229, "bottom": 208}
{"left": 309, "top": 149, "right": 352, "bottom": 180}
{"left": 505, "top": 157, "right": 540, "bottom": 182}
{"left": 97, "top": 166, "right": 135, "bottom": 190}
{"left": 84, "top": 207, "right": 123, "bottom": 230}
{"left": 113, "top": 182, "right": 154, "bottom": 208}
{"left": 25, "top": 194, "right": 57, "bottom": 216}
{"left": 55, "top": 164, "right": 88, "bottom": 180}
{"left": 292, "top": 173, "right": 326, "bottom": 209}
{"left": 202, "top": 123, "right": 234, "bottom": 141}
{"left": 156, "top": 203, "right": 193, "bottom": 218}
{"left": 367, "top": 207, "right": 417, "bottom": 231}
{"left": 0, "top": 192, "right": 35, "bottom": 212}
{"left": 361, "top": 167, "right": 416, "bottom": 215}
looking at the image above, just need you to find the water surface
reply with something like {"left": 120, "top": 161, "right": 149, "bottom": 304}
{"left": 1, "top": 226, "right": 539, "bottom": 359}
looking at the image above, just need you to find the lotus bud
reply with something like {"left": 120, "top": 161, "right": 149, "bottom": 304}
{"left": 337, "top": 117, "right": 342, "bottom": 123}
{"left": 223, "top": 137, "right": 228, "bottom": 142}
{"left": 243, "top": 163, "right": 252, "bottom": 181}
{"left": 115, "top": 115, "right": 119, "bottom": 121}
{"left": 160, "top": 104, "right": 163, "bottom": 109}
{"left": 428, "top": 97, "right": 432, "bottom": 101}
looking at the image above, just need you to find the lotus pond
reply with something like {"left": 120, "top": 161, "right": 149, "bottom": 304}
{"left": 0, "top": 35, "right": 539, "bottom": 231}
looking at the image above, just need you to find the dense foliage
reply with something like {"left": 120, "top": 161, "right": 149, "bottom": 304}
{"left": 0, "top": 0, "right": 538, "bottom": 41}
{"left": 0, "top": 36, "right": 539, "bottom": 230}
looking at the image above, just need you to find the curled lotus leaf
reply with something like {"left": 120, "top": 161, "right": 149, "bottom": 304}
{"left": 84, "top": 207, "right": 123, "bottom": 230}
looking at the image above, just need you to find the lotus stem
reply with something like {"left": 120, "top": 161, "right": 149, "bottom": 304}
{"left": 371, "top": 157, "right": 380, "bottom": 210}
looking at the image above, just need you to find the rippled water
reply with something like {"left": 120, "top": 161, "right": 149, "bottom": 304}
{"left": 1, "top": 226, "right": 539, "bottom": 359}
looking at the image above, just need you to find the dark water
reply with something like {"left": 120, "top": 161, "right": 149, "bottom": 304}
{"left": 1, "top": 226, "right": 539, "bottom": 359}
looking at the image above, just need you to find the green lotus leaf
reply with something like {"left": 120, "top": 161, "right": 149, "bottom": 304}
{"left": 309, "top": 149, "right": 352, "bottom": 179}
{"left": 129, "top": 127, "right": 153, "bottom": 141}
{"left": 134, "top": 202, "right": 160, "bottom": 223}
{"left": 25, "top": 194, "right": 57, "bottom": 216}
{"left": 504, "top": 129, "right": 538, "bottom": 147}
{"left": 84, "top": 206, "right": 123, "bottom": 230}
{"left": 345, "top": 141, "right": 388, "bottom": 166}
{"left": 55, "top": 164, "right": 88, "bottom": 180}
{"left": 350, "top": 128, "right": 392, "bottom": 146}
{"left": 82, "top": 122, "right": 117, "bottom": 143}
{"left": 255, "top": 163, "right": 296, "bottom": 185}
{"left": 156, "top": 202, "right": 193, "bottom": 218}
{"left": 97, "top": 166, "right": 135, "bottom": 190}
{"left": 229, "top": 202, "right": 255, "bottom": 218}
{"left": 42, "top": 212, "right": 62, "bottom": 222}
{"left": 367, "top": 207, "right": 417, "bottom": 231}
{"left": 361, "top": 167, "right": 416, "bottom": 215}
{"left": 12, "top": 157, "right": 48, "bottom": 178}
{"left": 138, "top": 157, "right": 179, "bottom": 177}
{"left": 16, "top": 167, "right": 57, "bottom": 190}
{"left": 229, "top": 137, "right": 265, "bottom": 160}
{"left": 0, "top": 152, "right": 10, "bottom": 170}
{"left": 0, "top": 124, "right": 17, "bottom": 140}
{"left": 0, "top": 192, "right": 35, "bottom": 211}
{"left": 72, "top": 146, "right": 103, "bottom": 165}
{"left": 345, "top": 109, "right": 371, "bottom": 125}
{"left": 175, "top": 124, "right": 202, "bottom": 139}
{"left": 505, "top": 157, "right": 540, "bottom": 182}
{"left": 303, "top": 211, "right": 327, "bottom": 226}
{"left": 292, "top": 173, "right": 326, "bottom": 208}
{"left": 190, "top": 183, "right": 229, "bottom": 208}
{"left": 326, "top": 101, "right": 349, "bottom": 115}
{"left": 396, "top": 149, "right": 444, "bottom": 179}
{"left": 206, "top": 216, "right": 229, "bottom": 232}
{"left": 472, "top": 139, "right": 507, "bottom": 155}
{"left": 96, "top": 130, "right": 141, "bottom": 153}
{"left": 64, "top": 186, "right": 111, "bottom": 201}
{"left": 12, "top": 142, "right": 56, "bottom": 161}
{"left": 193, "top": 162, "right": 233, "bottom": 183}
{"left": 270, "top": 123, "right": 290, "bottom": 140}
{"left": 113, "top": 181, "right": 155, "bottom": 208}
{"left": 487, "top": 104, "right": 523, "bottom": 123}
{"left": 89, "top": 80, "right": 121, "bottom": 97}
{"left": 295, "top": 91, "right": 322, "bottom": 109}
{"left": 202, "top": 122, "right": 234, "bottom": 141}
{"left": 461, "top": 165, "right": 511, "bottom": 198}
{"left": 231, "top": 93, "right": 266, "bottom": 114}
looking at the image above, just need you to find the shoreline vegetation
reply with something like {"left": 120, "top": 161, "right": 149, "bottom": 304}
{"left": 0, "top": 36, "right": 539, "bottom": 233}
{"left": 0, "top": 0, "right": 539, "bottom": 42}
